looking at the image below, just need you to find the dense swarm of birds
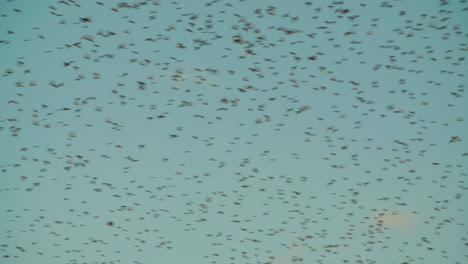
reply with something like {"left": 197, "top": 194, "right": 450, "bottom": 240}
{"left": 0, "top": 0, "right": 467, "bottom": 263}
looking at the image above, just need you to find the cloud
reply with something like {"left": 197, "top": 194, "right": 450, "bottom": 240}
{"left": 273, "top": 255, "right": 289, "bottom": 264}
{"left": 272, "top": 241, "right": 304, "bottom": 264}
{"left": 372, "top": 210, "right": 416, "bottom": 233}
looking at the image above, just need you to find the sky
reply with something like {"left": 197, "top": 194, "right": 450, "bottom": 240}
{"left": 0, "top": 0, "right": 467, "bottom": 264}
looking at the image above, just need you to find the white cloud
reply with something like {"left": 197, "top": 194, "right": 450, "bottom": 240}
{"left": 372, "top": 210, "right": 416, "bottom": 233}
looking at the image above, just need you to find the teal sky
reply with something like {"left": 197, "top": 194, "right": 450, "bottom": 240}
{"left": 0, "top": 0, "right": 467, "bottom": 263}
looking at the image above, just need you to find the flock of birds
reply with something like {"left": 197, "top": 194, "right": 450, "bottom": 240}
{"left": 0, "top": 0, "right": 467, "bottom": 263}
